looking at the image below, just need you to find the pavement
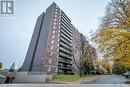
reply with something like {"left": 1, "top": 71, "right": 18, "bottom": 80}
{"left": 49, "top": 75, "right": 98, "bottom": 84}
{"left": 1, "top": 84, "right": 130, "bottom": 87}
{"left": 1, "top": 75, "right": 130, "bottom": 87}
{"left": 80, "top": 75, "right": 130, "bottom": 84}
{"left": 13, "top": 75, "right": 130, "bottom": 84}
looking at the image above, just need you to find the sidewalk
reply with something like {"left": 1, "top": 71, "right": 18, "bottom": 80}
{"left": 50, "top": 75, "right": 99, "bottom": 84}
{"left": 73, "top": 75, "right": 100, "bottom": 84}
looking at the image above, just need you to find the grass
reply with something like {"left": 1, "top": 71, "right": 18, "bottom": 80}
{"left": 52, "top": 74, "right": 94, "bottom": 82}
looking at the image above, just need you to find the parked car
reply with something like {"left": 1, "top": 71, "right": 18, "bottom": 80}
{"left": 123, "top": 71, "right": 130, "bottom": 78}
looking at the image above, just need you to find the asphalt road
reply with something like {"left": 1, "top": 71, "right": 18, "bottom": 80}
{"left": 80, "top": 75, "right": 130, "bottom": 84}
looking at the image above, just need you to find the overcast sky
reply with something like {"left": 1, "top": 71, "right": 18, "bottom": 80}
{"left": 0, "top": 0, "right": 110, "bottom": 69}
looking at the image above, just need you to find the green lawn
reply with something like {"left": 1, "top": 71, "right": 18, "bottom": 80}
{"left": 52, "top": 74, "right": 94, "bottom": 82}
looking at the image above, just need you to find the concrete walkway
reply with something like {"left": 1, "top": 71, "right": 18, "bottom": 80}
{"left": 73, "top": 75, "right": 100, "bottom": 84}
{"left": 50, "top": 75, "right": 99, "bottom": 84}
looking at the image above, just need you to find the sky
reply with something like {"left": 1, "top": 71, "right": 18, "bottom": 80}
{"left": 0, "top": 0, "right": 110, "bottom": 69}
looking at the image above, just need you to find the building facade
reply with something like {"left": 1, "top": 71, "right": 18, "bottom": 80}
{"left": 21, "top": 2, "right": 97, "bottom": 74}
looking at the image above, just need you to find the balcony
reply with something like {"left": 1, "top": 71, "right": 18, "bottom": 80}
{"left": 60, "top": 34, "right": 72, "bottom": 44}
{"left": 59, "top": 47, "right": 72, "bottom": 55}
{"left": 60, "top": 38, "right": 72, "bottom": 47}
{"left": 60, "top": 33, "right": 72, "bottom": 43}
{"left": 61, "top": 20, "right": 72, "bottom": 32}
{"left": 58, "top": 66, "right": 72, "bottom": 70}
{"left": 61, "top": 26, "right": 72, "bottom": 37}
{"left": 61, "top": 11, "right": 71, "bottom": 22}
{"left": 61, "top": 29, "right": 72, "bottom": 40}
{"left": 61, "top": 24, "right": 72, "bottom": 35}
{"left": 60, "top": 42, "right": 72, "bottom": 52}
{"left": 59, "top": 52, "right": 72, "bottom": 60}
{"left": 60, "top": 41, "right": 72, "bottom": 51}
{"left": 61, "top": 22, "right": 72, "bottom": 34}
{"left": 58, "top": 57, "right": 72, "bottom": 64}
{"left": 61, "top": 16, "right": 72, "bottom": 29}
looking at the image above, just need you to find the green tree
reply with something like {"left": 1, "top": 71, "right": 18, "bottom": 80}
{"left": 0, "top": 62, "right": 3, "bottom": 69}
{"left": 9, "top": 63, "right": 15, "bottom": 72}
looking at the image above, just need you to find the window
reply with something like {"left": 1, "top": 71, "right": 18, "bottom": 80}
{"left": 53, "top": 30, "right": 55, "bottom": 33}
{"left": 53, "top": 26, "right": 56, "bottom": 29}
{"left": 49, "top": 52, "right": 52, "bottom": 55}
{"left": 55, "top": 11, "right": 58, "bottom": 14}
{"left": 54, "top": 18, "right": 57, "bottom": 21}
{"left": 48, "top": 66, "right": 51, "bottom": 72}
{"left": 48, "top": 59, "right": 51, "bottom": 65}
{"left": 54, "top": 15, "right": 57, "bottom": 18}
{"left": 58, "top": 38, "right": 60, "bottom": 41}
{"left": 56, "top": 5, "right": 58, "bottom": 8}
{"left": 55, "top": 9, "right": 58, "bottom": 11}
{"left": 54, "top": 22, "right": 56, "bottom": 25}
{"left": 51, "top": 46, "right": 53, "bottom": 49}
{"left": 52, "top": 35, "right": 54, "bottom": 38}
{"left": 51, "top": 40, "right": 54, "bottom": 44}
{"left": 55, "top": 68, "right": 57, "bottom": 72}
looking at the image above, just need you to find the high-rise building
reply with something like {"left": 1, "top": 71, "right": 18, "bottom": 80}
{"left": 21, "top": 2, "right": 97, "bottom": 74}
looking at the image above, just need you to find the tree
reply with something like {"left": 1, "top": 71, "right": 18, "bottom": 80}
{"left": 9, "top": 63, "right": 15, "bottom": 72}
{"left": 101, "top": 59, "right": 112, "bottom": 74}
{"left": 0, "top": 62, "right": 3, "bottom": 69}
{"left": 92, "top": 0, "right": 130, "bottom": 73}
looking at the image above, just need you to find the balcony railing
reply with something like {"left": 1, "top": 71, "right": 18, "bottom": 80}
{"left": 61, "top": 29, "right": 72, "bottom": 40}
{"left": 60, "top": 34, "right": 72, "bottom": 44}
{"left": 61, "top": 11, "right": 71, "bottom": 22}
{"left": 60, "top": 33, "right": 72, "bottom": 43}
{"left": 58, "top": 57, "right": 72, "bottom": 64}
{"left": 61, "top": 26, "right": 72, "bottom": 37}
{"left": 60, "top": 42, "right": 72, "bottom": 51}
{"left": 59, "top": 52, "right": 72, "bottom": 59}
{"left": 60, "top": 38, "right": 72, "bottom": 47}
{"left": 61, "top": 20, "right": 72, "bottom": 31}
{"left": 61, "top": 16, "right": 72, "bottom": 29}
{"left": 58, "top": 66, "right": 72, "bottom": 70}
{"left": 61, "top": 22, "right": 72, "bottom": 33}
{"left": 59, "top": 47, "right": 71, "bottom": 54}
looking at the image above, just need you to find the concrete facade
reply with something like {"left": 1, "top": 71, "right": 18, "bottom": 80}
{"left": 13, "top": 72, "right": 53, "bottom": 83}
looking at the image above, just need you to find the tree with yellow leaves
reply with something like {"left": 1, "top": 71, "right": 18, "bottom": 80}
{"left": 92, "top": 0, "right": 130, "bottom": 74}
{"left": 101, "top": 59, "right": 112, "bottom": 74}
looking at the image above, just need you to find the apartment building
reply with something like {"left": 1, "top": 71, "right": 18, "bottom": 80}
{"left": 21, "top": 2, "right": 97, "bottom": 74}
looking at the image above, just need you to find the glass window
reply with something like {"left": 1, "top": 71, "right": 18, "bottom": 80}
{"left": 55, "top": 9, "right": 58, "bottom": 11}
{"left": 51, "top": 40, "right": 54, "bottom": 44}
{"left": 52, "top": 35, "right": 54, "bottom": 38}
{"left": 53, "top": 26, "right": 56, "bottom": 29}
{"left": 54, "top": 18, "right": 57, "bottom": 21}
{"left": 51, "top": 46, "right": 53, "bottom": 49}
{"left": 55, "top": 12, "right": 58, "bottom": 14}
{"left": 53, "top": 30, "right": 55, "bottom": 33}
{"left": 49, "top": 52, "right": 52, "bottom": 55}
{"left": 48, "top": 59, "right": 51, "bottom": 64}
{"left": 48, "top": 66, "right": 51, "bottom": 72}
{"left": 54, "top": 22, "right": 56, "bottom": 25}
{"left": 54, "top": 15, "right": 57, "bottom": 17}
